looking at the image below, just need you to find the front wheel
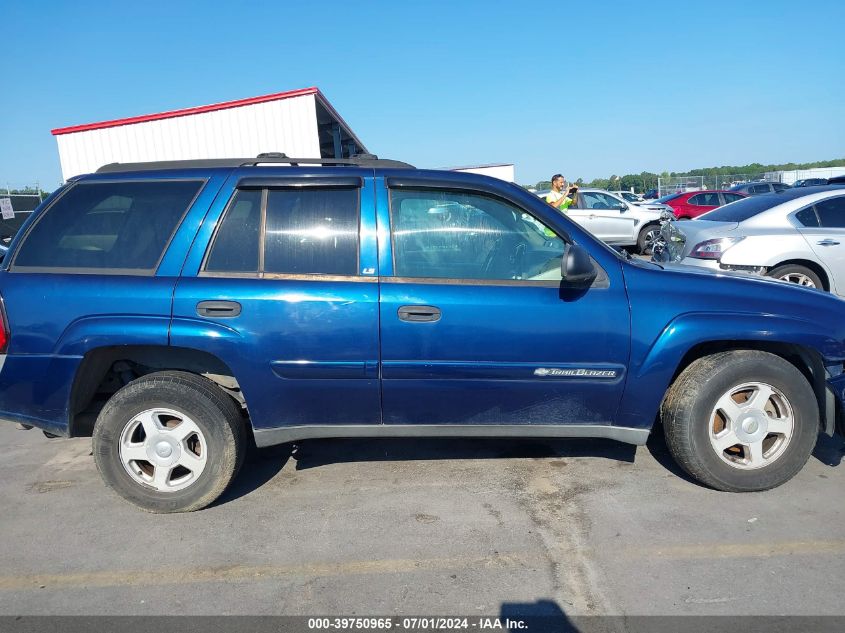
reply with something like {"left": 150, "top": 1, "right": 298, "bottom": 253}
{"left": 93, "top": 371, "right": 245, "bottom": 513}
{"left": 637, "top": 223, "right": 661, "bottom": 255}
{"left": 662, "top": 350, "right": 818, "bottom": 492}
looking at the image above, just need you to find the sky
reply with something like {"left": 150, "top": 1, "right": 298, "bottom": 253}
{"left": 1, "top": 0, "right": 843, "bottom": 189}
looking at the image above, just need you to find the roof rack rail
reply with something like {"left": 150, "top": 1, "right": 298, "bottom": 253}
{"left": 96, "top": 153, "right": 415, "bottom": 173}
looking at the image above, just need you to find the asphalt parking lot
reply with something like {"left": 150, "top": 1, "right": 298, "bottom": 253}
{"left": 1, "top": 422, "right": 844, "bottom": 619}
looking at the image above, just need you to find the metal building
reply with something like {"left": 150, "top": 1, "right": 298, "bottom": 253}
{"left": 51, "top": 87, "right": 368, "bottom": 181}
{"left": 448, "top": 163, "right": 515, "bottom": 182}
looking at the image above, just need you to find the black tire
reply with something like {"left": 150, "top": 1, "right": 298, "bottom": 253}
{"left": 662, "top": 350, "right": 818, "bottom": 492}
{"left": 767, "top": 264, "right": 824, "bottom": 291}
{"left": 637, "top": 223, "right": 661, "bottom": 255}
{"left": 93, "top": 371, "right": 245, "bottom": 513}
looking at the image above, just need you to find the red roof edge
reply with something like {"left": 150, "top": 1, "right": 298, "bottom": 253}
{"left": 51, "top": 87, "right": 320, "bottom": 136}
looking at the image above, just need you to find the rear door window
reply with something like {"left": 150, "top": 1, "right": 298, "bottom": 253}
{"left": 264, "top": 189, "right": 359, "bottom": 275}
{"left": 203, "top": 185, "right": 360, "bottom": 276}
{"left": 814, "top": 196, "right": 845, "bottom": 228}
{"left": 13, "top": 180, "right": 203, "bottom": 272}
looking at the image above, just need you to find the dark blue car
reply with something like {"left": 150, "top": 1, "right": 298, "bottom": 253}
{"left": 1, "top": 155, "right": 844, "bottom": 512}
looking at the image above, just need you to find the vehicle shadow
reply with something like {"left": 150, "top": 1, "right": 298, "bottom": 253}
{"left": 211, "top": 441, "right": 293, "bottom": 507}
{"left": 643, "top": 424, "right": 707, "bottom": 488}
{"left": 499, "top": 599, "right": 575, "bottom": 632}
{"left": 290, "top": 435, "right": 637, "bottom": 470}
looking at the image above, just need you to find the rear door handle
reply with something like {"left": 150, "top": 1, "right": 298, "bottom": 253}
{"left": 196, "top": 300, "right": 241, "bottom": 318}
{"left": 817, "top": 239, "right": 840, "bottom": 246}
{"left": 398, "top": 305, "right": 441, "bottom": 322}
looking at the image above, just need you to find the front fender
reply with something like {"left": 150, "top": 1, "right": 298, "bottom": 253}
{"left": 616, "top": 311, "right": 845, "bottom": 429}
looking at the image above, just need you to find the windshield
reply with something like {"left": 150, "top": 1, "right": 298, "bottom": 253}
{"left": 697, "top": 194, "right": 784, "bottom": 222}
{"left": 656, "top": 193, "right": 683, "bottom": 203}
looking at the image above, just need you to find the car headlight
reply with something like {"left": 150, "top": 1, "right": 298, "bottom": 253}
{"left": 689, "top": 237, "right": 745, "bottom": 260}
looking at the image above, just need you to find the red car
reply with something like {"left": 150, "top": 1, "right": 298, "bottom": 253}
{"left": 657, "top": 190, "right": 747, "bottom": 219}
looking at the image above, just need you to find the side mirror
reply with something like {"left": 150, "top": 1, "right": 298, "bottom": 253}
{"left": 561, "top": 243, "right": 597, "bottom": 287}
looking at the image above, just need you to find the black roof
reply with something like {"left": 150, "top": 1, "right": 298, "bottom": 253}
{"left": 752, "top": 184, "right": 845, "bottom": 200}
{"left": 96, "top": 153, "right": 414, "bottom": 174}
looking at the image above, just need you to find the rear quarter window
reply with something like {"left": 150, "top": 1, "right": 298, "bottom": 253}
{"left": 12, "top": 180, "right": 203, "bottom": 272}
{"left": 697, "top": 194, "right": 787, "bottom": 223}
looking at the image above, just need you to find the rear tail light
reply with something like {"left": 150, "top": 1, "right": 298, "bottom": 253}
{"left": 689, "top": 237, "right": 745, "bottom": 260}
{"left": 0, "top": 297, "right": 9, "bottom": 353}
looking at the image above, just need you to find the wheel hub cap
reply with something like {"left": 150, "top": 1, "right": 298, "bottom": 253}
{"left": 708, "top": 381, "right": 794, "bottom": 471}
{"left": 118, "top": 408, "right": 207, "bottom": 492}
{"left": 735, "top": 411, "right": 768, "bottom": 443}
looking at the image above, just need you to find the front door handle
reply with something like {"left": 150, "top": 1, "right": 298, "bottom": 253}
{"left": 817, "top": 239, "right": 841, "bottom": 246}
{"left": 197, "top": 300, "right": 241, "bottom": 318}
{"left": 398, "top": 305, "right": 441, "bottom": 322}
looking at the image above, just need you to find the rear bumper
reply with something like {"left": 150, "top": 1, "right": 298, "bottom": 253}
{"left": 0, "top": 354, "right": 79, "bottom": 436}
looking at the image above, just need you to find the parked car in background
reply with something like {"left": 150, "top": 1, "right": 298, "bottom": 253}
{"left": 793, "top": 178, "right": 829, "bottom": 187}
{"left": 729, "top": 181, "right": 791, "bottom": 196}
{"left": 4, "top": 157, "right": 845, "bottom": 512}
{"left": 655, "top": 186, "right": 845, "bottom": 293}
{"left": 565, "top": 189, "right": 664, "bottom": 253}
{"left": 643, "top": 188, "right": 659, "bottom": 199}
{"left": 0, "top": 194, "right": 41, "bottom": 248}
{"left": 612, "top": 191, "right": 644, "bottom": 204}
{"left": 656, "top": 190, "right": 746, "bottom": 220}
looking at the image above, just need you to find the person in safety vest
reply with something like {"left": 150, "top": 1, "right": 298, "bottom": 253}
{"left": 545, "top": 174, "right": 578, "bottom": 213}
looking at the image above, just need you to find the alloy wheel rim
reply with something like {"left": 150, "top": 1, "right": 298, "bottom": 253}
{"left": 778, "top": 272, "right": 816, "bottom": 287}
{"left": 119, "top": 408, "right": 208, "bottom": 492}
{"left": 708, "top": 382, "right": 794, "bottom": 470}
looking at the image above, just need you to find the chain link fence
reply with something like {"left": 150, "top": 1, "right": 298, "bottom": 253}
{"left": 656, "top": 174, "right": 769, "bottom": 197}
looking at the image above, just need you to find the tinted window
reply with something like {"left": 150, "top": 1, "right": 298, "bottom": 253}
{"left": 795, "top": 206, "right": 819, "bottom": 227}
{"left": 205, "top": 189, "right": 262, "bottom": 272}
{"left": 723, "top": 193, "right": 744, "bottom": 203}
{"left": 264, "top": 188, "right": 359, "bottom": 275}
{"left": 750, "top": 184, "right": 771, "bottom": 194}
{"left": 689, "top": 193, "right": 721, "bottom": 206}
{"left": 773, "top": 183, "right": 790, "bottom": 192}
{"left": 815, "top": 196, "right": 845, "bottom": 228}
{"left": 656, "top": 193, "right": 683, "bottom": 203}
{"left": 580, "top": 192, "right": 622, "bottom": 210}
{"left": 14, "top": 180, "right": 201, "bottom": 271}
{"left": 390, "top": 189, "right": 564, "bottom": 281}
{"left": 698, "top": 195, "right": 788, "bottom": 223}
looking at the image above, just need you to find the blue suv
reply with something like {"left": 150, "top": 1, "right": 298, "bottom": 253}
{"left": 2, "top": 155, "right": 844, "bottom": 512}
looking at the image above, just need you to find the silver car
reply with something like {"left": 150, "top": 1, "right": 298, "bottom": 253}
{"left": 655, "top": 185, "right": 845, "bottom": 294}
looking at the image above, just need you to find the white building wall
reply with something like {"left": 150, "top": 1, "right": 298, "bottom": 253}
{"left": 451, "top": 164, "right": 515, "bottom": 182}
{"left": 55, "top": 94, "right": 321, "bottom": 180}
{"left": 765, "top": 166, "right": 845, "bottom": 185}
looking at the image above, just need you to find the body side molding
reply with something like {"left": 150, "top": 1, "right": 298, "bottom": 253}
{"left": 252, "top": 424, "right": 650, "bottom": 447}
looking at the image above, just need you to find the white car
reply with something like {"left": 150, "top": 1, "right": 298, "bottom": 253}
{"left": 611, "top": 190, "right": 645, "bottom": 204}
{"left": 564, "top": 189, "right": 664, "bottom": 254}
{"left": 656, "top": 185, "right": 845, "bottom": 294}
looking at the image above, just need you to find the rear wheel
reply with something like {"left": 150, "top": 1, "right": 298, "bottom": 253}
{"left": 93, "top": 371, "right": 245, "bottom": 513}
{"left": 767, "top": 264, "right": 823, "bottom": 290}
{"left": 637, "top": 223, "right": 661, "bottom": 255}
{"left": 662, "top": 350, "right": 818, "bottom": 491}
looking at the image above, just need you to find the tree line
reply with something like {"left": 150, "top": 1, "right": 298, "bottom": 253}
{"left": 526, "top": 157, "right": 845, "bottom": 193}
